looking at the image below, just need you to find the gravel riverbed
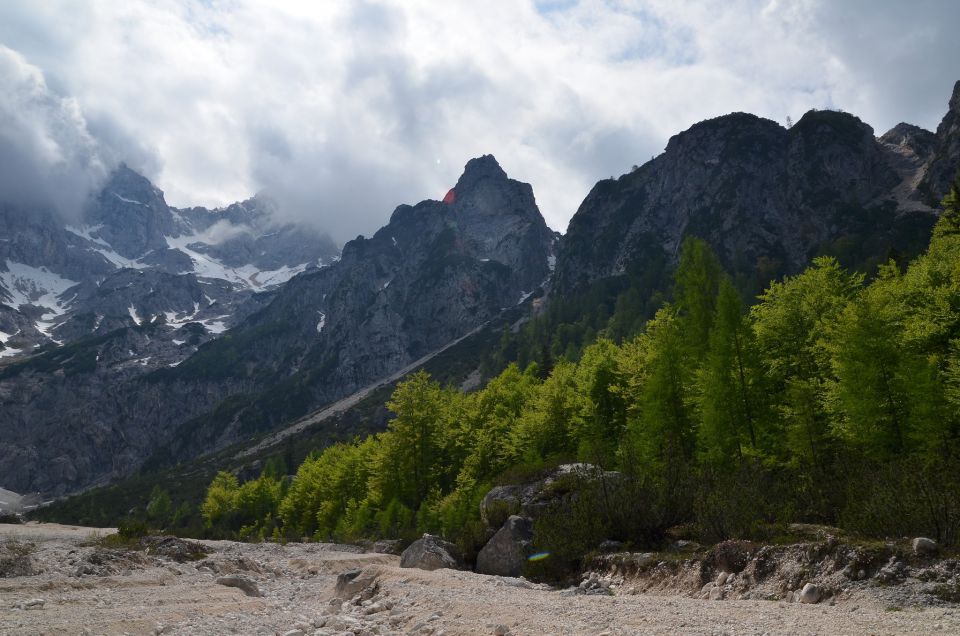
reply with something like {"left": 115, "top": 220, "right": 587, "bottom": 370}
{"left": 1, "top": 523, "right": 957, "bottom": 635}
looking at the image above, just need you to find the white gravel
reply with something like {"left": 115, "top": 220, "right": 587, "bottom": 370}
{"left": 1, "top": 523, "right": 957, "bottom": 635}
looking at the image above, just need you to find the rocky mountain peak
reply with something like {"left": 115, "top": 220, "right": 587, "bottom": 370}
{"left": 663, "top": 112, "right": 782, "bottom": 156}
{"left": 935, "top": 81, "right": 960, "bottom": 140}
{"left": 879, "top": 123, "right": 937, "bottom": 165}
{"left": 918, "top": 80, "right": 960, "bottom": 205}
{"left": 100, "top": 163, "right": 167, "bottom": 210}
{"left": 789, "top": 109, "right": 875, "bottom": 149}
{"left": 880, "top": 122, "right": 935, "bottom": 146}
{"left": 553, "top": 97, "right": 947, "bottom": 296}
{"left": 453, "top": 154, "right": 508, "bottom": 194}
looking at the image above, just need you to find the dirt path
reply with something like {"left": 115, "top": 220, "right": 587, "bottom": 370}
{"left": 1, "top": 523, "right": 957, "bottom": 635}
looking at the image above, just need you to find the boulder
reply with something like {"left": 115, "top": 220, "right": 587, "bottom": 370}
{"left": 709, "top": 539, "right": 752, "bottom": 573}
{"left": 140, "top": 535, "right": 209, "bottom": 562}
{"left": 399, "top": 534, "right": 465, "bottom": 571}
{"left": 913, "top": 537, "right": 937, "bottom": 556}
{"left": 215, "top": 574, "right": 262, "bottom": 597}
{"left": 476, "top": 515, "right": 534, "bottom": 577}
{"left": 479, "top": 463, "right": 622, "bottom": 528}
{"left": 480, "top": 485, "right": 526, "bottom": 528}
{"left": 334, "top": 567, "right": 380, "bottom": 600}
{"left": 371, "top": 539, "right": 405, "bottom": 555}
{"left": 798, "top": 582, "right": 821, "bottom": 604}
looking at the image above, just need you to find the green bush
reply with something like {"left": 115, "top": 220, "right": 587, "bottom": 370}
{"left": 840, "top": 457, "right": 960, "bottom": 547}
{"left": 526, "top": 473, "right": 672, "bottom": 583}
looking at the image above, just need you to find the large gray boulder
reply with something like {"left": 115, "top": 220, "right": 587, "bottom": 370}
{"left": 476, "top": 515, "right": 534, "bottom": 577}
{"left": 399, "top": 534, "right": 465, "bottom": 571}
{"left": 480, "top": 463, "right": 621, "bottom": 528}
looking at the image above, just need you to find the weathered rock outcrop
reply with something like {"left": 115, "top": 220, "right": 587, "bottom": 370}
{"left": 399, "top": 534, "right": 466, "bottom": 571}
{"left": 476, "top": 515, "right": 534, "bottom": 577}
{"left": 553, "top": 83, "right": 960, "bottom": 297}
{"left": 480, "top": 463, "right": 621, "bottom": 528}
{"left": 919, "top": 81, "right": 960, "bottom": 205}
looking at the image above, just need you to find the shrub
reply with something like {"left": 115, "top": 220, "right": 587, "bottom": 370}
{"left": 0, "top": 541, "right": 36, "bottom": 577}
{"left": 840, "top": 457, "right": 960, "bottom": 547}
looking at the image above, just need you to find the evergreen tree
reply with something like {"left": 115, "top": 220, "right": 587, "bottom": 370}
{"left": 674, "top": 237, "right": 723, "bottom": 353}
{"left": 697, "top": 278, "right": 760, "bottom": 466}
{"left": 750, "top": 257, "right": 861, "bottom": 467}
{"left": 935, "top": 170, "right": 960, "bottom": 237}
{"left": 376, "top": 371, "right": 449, "bottom": 509}
{"left": 621, "top": 307, "right": 694, "bottom": 471}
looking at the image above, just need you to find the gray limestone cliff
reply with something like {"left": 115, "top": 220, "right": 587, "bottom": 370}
{"left": 553, "top": 83, "right": 960, "bottom": 296}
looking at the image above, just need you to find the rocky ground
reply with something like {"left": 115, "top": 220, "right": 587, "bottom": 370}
{"left": 1, "top": 523, "right": 959, "bottom": 635}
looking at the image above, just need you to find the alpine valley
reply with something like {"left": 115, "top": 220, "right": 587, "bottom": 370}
{"left": 2, "top": 80, "right": 959, "bottom": 512}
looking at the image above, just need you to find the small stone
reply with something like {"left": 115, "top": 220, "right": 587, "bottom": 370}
{"left": 216, "top": 574, "right": 262, "bottom": 597}
{"left": 493, "top": 625, "right": 511, "bottom": 636}
{"left": 23, "top": 598, "right": 45, "bottom": 609}
{"left": 716, "top": 571, "right": 729, "bottom": 586}
{"left": 282, "top": 630, "right": 305, "bottom": 636}
{"left": 798, "top": 583, "right": 821, "bottom": 604}
{"left": 913, "top": 537, "right": 938, "bottom": 556}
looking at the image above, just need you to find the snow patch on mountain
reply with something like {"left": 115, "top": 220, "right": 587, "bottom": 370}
{"left": 162, "top": 302, "right": 201, "bottom": 327}
{"left": 66, "top": 225, "right": 148, "bottom": 270}
{"left": 164, "top": 232, "right": 312, "bottom": 290}
{"left": 0, "top": 261, "right": 78, "bottom": 313}
{"left": 111, "top": 191, "right": 147, "bottom": 206}
{"left": 201, "top": 317, "right": 229, "bottom": 333}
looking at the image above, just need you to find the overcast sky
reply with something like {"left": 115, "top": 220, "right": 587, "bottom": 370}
{"left": 0, "top": 0, "right": 958, "bottom": 240}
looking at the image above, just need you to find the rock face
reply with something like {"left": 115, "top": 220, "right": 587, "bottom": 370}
{"left": 919, "top": 81, "right": 960, "bottom": 205}
{"left": 399, "top": 534, "right": 466, "bottom": 571}
{"left": 479, "top": 464, "right": 620, "bottom": 528}
{"left": 553, "top": 84, "right": 960, "bottom": 297}
{"left": 0, "top": 165, "right": 337, "bottom": 496}
{"left": 0, "top": 156, "right": 555, "bottom": 495}
{"left": 476, "top": 515, "right": 534, "bottom": 577}
{"left": 0, "top": 164, "right": 338, "bottom": 356}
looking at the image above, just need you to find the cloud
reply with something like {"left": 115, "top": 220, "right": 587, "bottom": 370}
{"left": 0, "top": 1, "right": 957, "bottom": 240}
{"left": 0, "top": 46, "right": 110, "bottom": 218}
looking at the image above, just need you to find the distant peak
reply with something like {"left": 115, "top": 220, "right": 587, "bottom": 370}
{"left": 879, "top": 122, "right": 934, "bottom": 146}
{"left": 950, "top": 80, "right": 960, "bottom": 113}
{"left": 454, "top": 155, "right": 507, "bottom": 193}
{"left": 101, "top": 162, "right": 164, "bottom": 206}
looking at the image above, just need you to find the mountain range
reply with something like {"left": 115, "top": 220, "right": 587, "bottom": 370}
{"left": 1, "top": 80, "right": 958, "bottom": 500}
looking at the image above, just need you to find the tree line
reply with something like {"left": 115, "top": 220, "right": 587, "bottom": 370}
{"left": 201, "top": 176, "right": 960, "bottom": 564}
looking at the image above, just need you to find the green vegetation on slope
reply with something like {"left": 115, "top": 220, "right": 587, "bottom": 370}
{"left": 200, "top": 182, "right": 960, "bottom": 573}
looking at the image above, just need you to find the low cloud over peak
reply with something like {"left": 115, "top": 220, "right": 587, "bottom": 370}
{"left": 0, "top": 46, "right": 110, "bottom": 219}
{"left": 0, "top": 1, "right": 958, "bottom": 240}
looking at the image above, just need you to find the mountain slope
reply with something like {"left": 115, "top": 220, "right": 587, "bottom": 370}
{"left": 553, "top": 84, "right": 960, "bottom": 297}
{"left": 0, "top": 155, "right": 555, "bottom": 496}
{"left": 0, "top": 165, "right": 338, "bottom": 357}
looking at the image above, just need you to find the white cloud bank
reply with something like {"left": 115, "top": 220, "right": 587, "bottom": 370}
{"left": 0, "top": 0, "right": 957, "bottom": 239}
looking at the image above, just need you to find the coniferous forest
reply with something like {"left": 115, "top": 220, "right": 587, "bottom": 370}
{"left": 196, "top": 176, "right": 960, "bottom": 578}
